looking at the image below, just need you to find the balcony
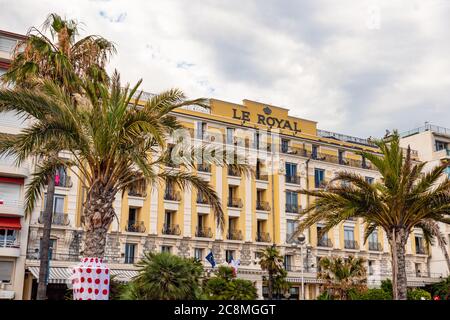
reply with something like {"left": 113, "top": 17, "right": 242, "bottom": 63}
{"left": 162, "top": 224, "right": 181, "bottom": 236}
{"left": 256, "top": 232, "right": 271, "bottom": 243}
{"left": 38, "top": 212, "right": 70, "bottom": 226}
{"left": 368, "top": 242, "right": 383, "bottom": 251}
{"left": 435, "top": 148, "right": 450, "bottom": 160}
{"left": 285, "top": 175, "right": 301, "bottom": 185}
{"left": 227, "top": 198, "right": 243, "bottom": 208}
{"left": 0, "top": 155, "right": 30, "bottom": 177}
{"left": 128, "top": 185, "right": 147, "bottom": 198}
{"left": 256, "top": 172, "right": 269, "bottom": 181}
{"left": 164, "top": 191, "right": 181, "bottom": 202}
{"left": 227, "top": 167, "right": 241, "bottom": 177}
{"left": 317, "top": 238, "right": 333, "bottom": 248}
{"left": 416, "top": 246, "right": 427, "bottom": 255}
{"left": 227, "top": 229, "right": 243, "bottom": 241}
{"left": 195, "top": 227, "right": 213, "bottom": 238}
{"left": 196, "top": 196, "right": 209, "bottom": 205}
{"left": 197, "top": 163, "right": 211, "bottom": 173}
{"left": 0, "top": 200, "right": 24, "bottom": 217}
{"left": 280, "top": 146, "right": 308, "bottom": 156}
{"left": 125, "top": 221, "right": 146, "bottom": 233}
{"left": 285, "top": 204, "right": 302, "bottom": 213}
{"left": 315, "top": 180, "right": 329, "bottom": 189}
{"left": 344, "top": 240, "right": 359, "bottom": 250}
{"left": 256, "top": 201, "right": 271, "bottom": 211}
{"left": 54, "top": 175, "right": 73, "bottom": 188}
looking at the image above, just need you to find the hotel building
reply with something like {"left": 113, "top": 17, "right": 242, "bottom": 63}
{"left": 0, "top": 29, "right": 447, "bottom": 300}
{"left": 400, "top": 124, "right": 450, "bottom": 280}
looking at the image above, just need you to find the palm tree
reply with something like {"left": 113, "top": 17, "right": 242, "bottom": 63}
{"left": 259, "top": 245, "right": 284, "bottom": 299}
{"left": 203, "top": 266, "right": 257, "bottom": 300}
{"left": 296, "top": 132, "right": 450, "bottom": 300}
{"left": 123, "top": 252, "right": 204, "bottom": 300}
{"left": 0, "top": 13, "right": 115, "bottom": 300}
{"left": 317, "top": 255, "right": 367, "bottom": 300}
{"left": 0, "top": 73, "right": 244, "bottom": 258}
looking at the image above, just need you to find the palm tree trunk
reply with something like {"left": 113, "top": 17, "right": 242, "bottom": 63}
{"left": 391, "top": 229, "right": 408, "bottom": 300}
{"left": 268, "top": 271, "right": 273, "bottom": 300}
{"left": 82, "top": 186, "right": 115, "bottom": 258}
{"left": 36, "top": 175, "right": 55, "bottom": 300}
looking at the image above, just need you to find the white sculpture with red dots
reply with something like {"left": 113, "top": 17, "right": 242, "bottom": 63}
{"left": 70, "top": 257, "right": 110, "bottom": 300}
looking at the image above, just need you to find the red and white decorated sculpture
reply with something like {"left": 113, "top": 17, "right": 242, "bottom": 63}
{"left": 70, "top": 257, "right": 110, "bottom": 300}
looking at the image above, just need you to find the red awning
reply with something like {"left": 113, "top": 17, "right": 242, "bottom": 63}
{"left": 0, "top": 217, "right": 21, "bottom": 230}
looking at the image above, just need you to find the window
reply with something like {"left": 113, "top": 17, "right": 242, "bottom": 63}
{"left": 281, "top": 139, "right": 289, "bottom": 153}
{"left": 0, "top": 182, "right": 21, "bottom": 205}
{"left": 255, "top": 132, "right": 260, "bottom": 149}
{"left": 197, "top": 121, "right": 207, "bottom": 139}
{"left": 312, "top": 145, "right": 318, "bottom": 159}
{"left": 338, "top": 150, "right": 344, "bottom": 164}
{"left": 225, "top": 250, "right": 234, "bottom": 263}
{"left": 314, "top": 169, "right": 325, "bottom": 188}
{"left": 285, "top": 191, "right": 299, "bottom": 213}
{"left": 194, "top": 248, "right": 203, "bottom": 261}
{"left": 415, "top": 235, "right": 425, "bottom": 254}
{"left": 285, "top": 162, "right": 297, "bottom": 177}
{"left": 365, "top": 176, "right": 374, "bottom": 184}
{"left": 161, "top": 245, "right": 171, "bottom": 253}
{"left": 164, "top": 211, "right": 172, "bottom": 227}
{"left": 368, "top": 260, "right": 374, "bottom": 276}
{"left": 226, "top": 128, "right": 235, "bottom": 144}
{"left": 415, "top": 263, "right": 422, "bottom": 277}
{"left": 43, "top": 194, "right": 65, "bottom": 214}
{"left": 0, "top": 261, "right": 14, "bottom": 284}
{"left": 124, "top": 243, "right": 136, "bottom": 264}
{"left": 286, "top": 220, "right": 297, "bottom": 243}
{"left": 317, "top": 225, "right": 329, "bottom": 246}
{"left": 128, "top": 208, "right": 137, "bottom": 225}
{"left": 284, "top": 255, "right": 292, "bottom": 271}
{"left": 0, "top": 229, "right": 18, "bottom": 248}
{"left": 344, "top": 226, "right": 355, "bottom": 249}
{"left": 435, "top": 140, "right": 447, "bottom": 151}
{"left": 368, "top": 230, "right": 378, "bottom": 243}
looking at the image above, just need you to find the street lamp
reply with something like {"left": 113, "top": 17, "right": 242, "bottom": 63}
{"left": 297, "top": 234, "right": 306, "bottom": 300}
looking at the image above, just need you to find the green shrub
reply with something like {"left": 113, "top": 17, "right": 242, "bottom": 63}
{"left": 317, "top": 291, "right": 333, "bottom": 300}
{"left": 407, "top": 288, "right": 431, "bottom": 300}
{"left": 354, "top": 288, "right": 392, "bottom": 300}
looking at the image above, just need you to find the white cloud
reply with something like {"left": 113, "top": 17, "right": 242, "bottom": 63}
{"left": 1, "top": 0, "right": 449, "bottom": 138}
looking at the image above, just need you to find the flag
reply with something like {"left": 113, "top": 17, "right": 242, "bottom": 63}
{"left": 205, "top": 251, "right": 216, "bottom": 268}
{"left": 230, "top": 259, "right": 240, "bottom": 277}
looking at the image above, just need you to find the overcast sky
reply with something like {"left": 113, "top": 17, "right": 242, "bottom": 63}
{"left": 1, "top": 0, "right": 450, "bottom": 138}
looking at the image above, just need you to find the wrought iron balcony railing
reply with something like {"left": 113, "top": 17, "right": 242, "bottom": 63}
{"left": 255, "top": 172, "right": 269, "bottom": 181}
{"left": 125, "top": 221, "right": 146, "bottom": 233}
{"left": 164, "top": 191, "right": 181, "bottom": 201}
{"left": 285, "top": 203, "right": 302, "bottom": 213}
{"left": 162, "top": 224, "right": 181, "bottom": 236}
{"left": 54, "top": 175, "right": 73, "bottom": 188}
{"left": 256, "top": 232, "right": 271, "bottom": 243}
{"left": 196, "top": 196, "right": 209, "bottom": 205}
{"left": 317, "top": 238, "right": 333, "bottom": 248}
{"left": 368, "top": 242, "right": 383, "bottom": 251}
{"left": 285, "top": 175, "right": 301, "bottom": 184}
{"left": 197, "top": 163, "right": 211, "bottom": 173}
{"left": 256, "top": 201, "right": 271, "bottom": 211}
{"left": 416, "top": 246, "right": 427, "bottom": 255}
{"left": 227, "top": 198, "right": 243, "bottom": 208}
{"left": 227, "top": 167, "right": 241, "bottom": 177}
{"left": 227, "top": 229, "right": 243, "bottom": 241}
{"left": 344, "top": 240, "right": 359, "bottom": 250}
{"left": 38, "top": 212, "right": 70, "bottom": 226}
{"left": 195, "top": 227, "right": 213, "bottom": 238}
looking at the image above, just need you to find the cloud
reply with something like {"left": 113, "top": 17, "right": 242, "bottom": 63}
{"left": 1, "top": 0, "right": 449, "bottom": 138}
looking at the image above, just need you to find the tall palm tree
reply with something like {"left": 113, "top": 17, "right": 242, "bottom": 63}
{"left": 123, "top": 252, "right": 204, "bottom": 300}
{"left": 0, "top": 13, "right": 115, "bottom": 300}
{"left": 296, "top": 132, "right": 450, "bottom": 300}
{"left": 259, "top": 245, "right": 284, "bottom": 299}
{"left": 318, "top": 255, "right": 367, "bottom": 300}
{"left": 0, "top": 73, "right": 242, "bottom": 258}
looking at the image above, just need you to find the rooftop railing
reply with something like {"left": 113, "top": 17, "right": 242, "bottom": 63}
{"left": 401, "top": 123, "right": 450, "bottom": 138}
{"left": 317, "top": 129, "right": 376, "bottom": 147}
